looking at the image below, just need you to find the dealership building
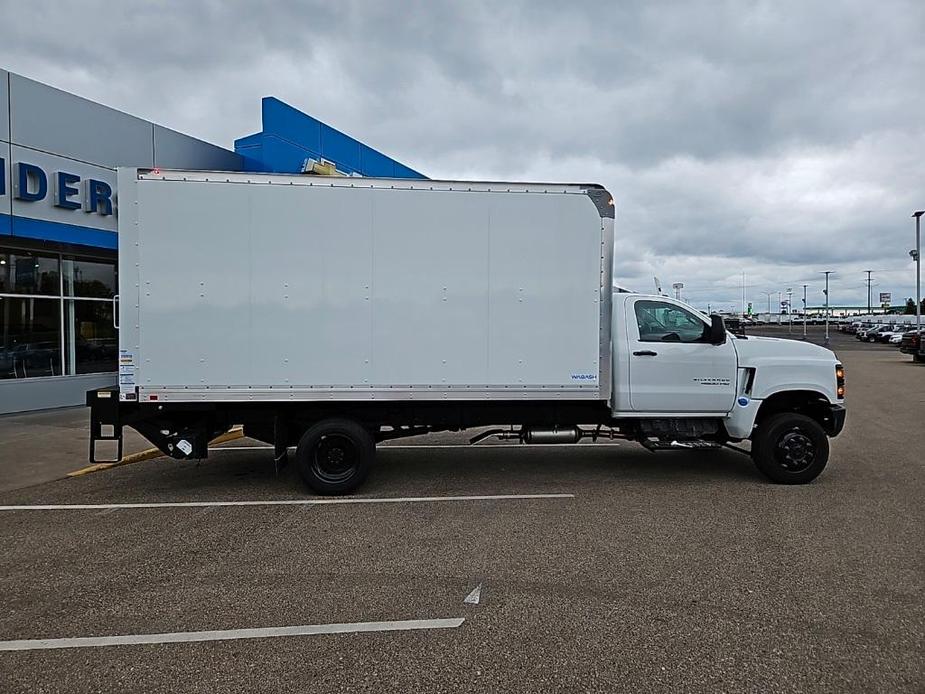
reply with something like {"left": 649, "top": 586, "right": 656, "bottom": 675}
{"left": 0, "top": 69, "right": 424, "bottom": 414}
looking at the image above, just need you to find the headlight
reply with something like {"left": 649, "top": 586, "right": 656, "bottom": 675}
{"left": 836, "top": 364, "right": 845, "bottom": 398}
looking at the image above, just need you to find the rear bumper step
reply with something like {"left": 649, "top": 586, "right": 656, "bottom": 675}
{"left": 87, "top": 387, "right": 123, "bottom": 463}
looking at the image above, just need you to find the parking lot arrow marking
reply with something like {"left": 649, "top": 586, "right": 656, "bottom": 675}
{"left": 463, "top": 584, "right": 482, "bottom": 605}
{"left": 0, "top": 618, "right": 466, "bottom": 651}
{"left": 0, "top": 494, "right": 573, "bottom": 511}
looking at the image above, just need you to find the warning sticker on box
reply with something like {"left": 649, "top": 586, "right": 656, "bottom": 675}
{"left": 119, "top": 350, "right": 136, "bottom": 388}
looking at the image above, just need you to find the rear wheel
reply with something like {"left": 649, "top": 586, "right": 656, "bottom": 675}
{"left": 751, "top": 413, "right": 829, "bottom": 484}
{"left": 296, "top": 418, "right": 375, "bottom": 495}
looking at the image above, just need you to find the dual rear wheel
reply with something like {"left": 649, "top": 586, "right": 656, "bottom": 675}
{"left": 295, "top": 418, "right": 375, "bottom": 494}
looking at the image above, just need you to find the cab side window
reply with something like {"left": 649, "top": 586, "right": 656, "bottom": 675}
{"left": 634, "top": 300, "right": 710, "bottom": 343}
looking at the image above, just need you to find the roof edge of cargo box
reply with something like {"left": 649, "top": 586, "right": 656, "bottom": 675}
{"left": 129, "top": 168, "right": 615, "bottom": 219}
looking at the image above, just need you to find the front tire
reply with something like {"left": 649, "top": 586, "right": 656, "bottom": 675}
{"left": 296, "top": 418, "right": 375, "bottom": 495}
{"left": 751, "top": 413, "right": 829, "bottom": 484}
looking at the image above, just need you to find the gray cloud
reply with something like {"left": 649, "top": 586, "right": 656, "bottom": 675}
{"left": 1, "top": 0, "right": 923, "bottom": 309}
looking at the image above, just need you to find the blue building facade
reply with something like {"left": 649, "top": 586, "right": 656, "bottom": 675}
{"left": 0, "top": 71, "right": 423, "bottom": 413}
{"left": 235, "top": 97, "right": 425, "bottom": 178}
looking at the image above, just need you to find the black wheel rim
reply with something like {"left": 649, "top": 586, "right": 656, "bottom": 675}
{"left": 774, "top": 428, "right": 816, "bottom": 473}
{"left": 311, "top": 434, "right": 359, "bottom": 483}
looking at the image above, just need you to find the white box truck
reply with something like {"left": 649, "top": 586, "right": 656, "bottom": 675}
{"left": 88, "top": 168, "right": 846, "bottom": 493}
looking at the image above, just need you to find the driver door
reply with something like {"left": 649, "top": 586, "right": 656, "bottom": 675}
{"left": 627, "top": 298, "right": 737, "bottom": 413}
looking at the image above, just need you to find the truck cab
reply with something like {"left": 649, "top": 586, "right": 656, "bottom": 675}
{"left": 611, "top": 292, "right": 846, "bottom": 483}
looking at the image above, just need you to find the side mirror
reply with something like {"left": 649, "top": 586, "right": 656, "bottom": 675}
{"left": 709, "top": 314, "right": 727, "bottom": 345}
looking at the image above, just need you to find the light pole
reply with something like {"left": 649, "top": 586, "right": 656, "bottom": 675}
{"left": 820, "top": 271, "right": 834, "bottom": 346}
{"left": 762, "top": 291, "right": 774, "bottom": 322}
{"left": 787, "top": 287, "right": 793, "bottom": 333}
{"left": 864, "top": 269, "right": 873, "bottom": 316}
{"left": 802, "top": 284, "right": 808, "bottom": 339}
{"left": 914, "top": 211, "right": 923, "bottom": 361}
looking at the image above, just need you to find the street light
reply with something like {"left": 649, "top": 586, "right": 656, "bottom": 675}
{"left": 864, "top": 270, "right": 874, "bottom": 316}
{"left": 761, "top": 291, "right": 774, "bottom": 322}
{"left": 802, "top": 284, "right": 808, "bottom": 339}
{"left": 914, "top": 211, "right": 923, "bottom": 361}
{"left": 787, "top": 287, "right": 793, "bottom": 333}
{"left": 820, "top": 271, "right": 834, "bottom": 346}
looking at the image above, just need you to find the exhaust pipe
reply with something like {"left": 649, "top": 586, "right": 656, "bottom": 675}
{"left": 521, "top": 426, "right": 581, "bottom": 444}
{"left": 471, "top": 425, "right": 617, "bottom": 445}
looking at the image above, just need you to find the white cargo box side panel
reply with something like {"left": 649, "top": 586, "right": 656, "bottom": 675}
{"left": 485, "top": 193, "right": 601, "bottom": 385}
{"left": 370, "top": 189, "right": 490, "bottom": 384}
{"left": 246, "top": 184, "right": 374, "bottom": 385}
{"left": 136, "top": 180, "right": 254, "bottom": 387}
{"left": 126, "top": 173, "right": 605, "bottom": 401}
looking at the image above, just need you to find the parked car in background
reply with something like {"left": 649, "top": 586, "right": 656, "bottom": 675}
{"left": 844, "top": 321, "right": 863, "bottom": 334}
{"left": 879, "top": 326, "right": 909, "bottom": 344}
{"left": 888, "top": 328, "right": 917, "bottom": 345}
{"left": 872, "top": 325, "right": 901, "bottom": 342}
{"left": 864, "top": 326, "right": 889, "bottom": 342}
{"left": 856, "top": 325, "right": 883, "bottom": 340}
{"left": 899, "top": 329, "right": 922, "bottom": 355}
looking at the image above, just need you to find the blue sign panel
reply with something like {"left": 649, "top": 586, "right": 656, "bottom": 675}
{"left": 235, "top": 97, "right": 426, "bottom": 179}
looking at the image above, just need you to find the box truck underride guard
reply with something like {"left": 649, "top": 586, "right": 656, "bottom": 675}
{"left": 88, "top": 169, "right": 846, "bottom": 493}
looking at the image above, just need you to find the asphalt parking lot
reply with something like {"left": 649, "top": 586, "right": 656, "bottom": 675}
{"left": 0, "top": 327, "right": 922, "bottom": 693}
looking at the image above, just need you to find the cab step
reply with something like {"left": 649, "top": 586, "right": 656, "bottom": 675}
{"left": 640, "top": 438, "right": 723, "bottom": 452}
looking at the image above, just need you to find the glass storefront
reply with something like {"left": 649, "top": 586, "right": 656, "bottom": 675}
{"left": 0, "top": 247, "right": 117, "bottom": 380}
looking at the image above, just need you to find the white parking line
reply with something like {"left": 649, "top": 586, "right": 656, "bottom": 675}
{"left": 0, "top": 618, "right": 466, "bottom": 651}
{"left": 0, "top": 493, "right": 574, "bottom": 511}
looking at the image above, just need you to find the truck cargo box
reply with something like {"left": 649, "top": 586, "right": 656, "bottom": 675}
{"left": 116, "top": 169, "right": 614, "bottom": 403}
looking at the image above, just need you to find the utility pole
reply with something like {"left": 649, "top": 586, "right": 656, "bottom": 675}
{"left": 787, "top": 287, "right": 793, "bottom": 333}
{"left": 820, "top": 271, "right": 834, "bottom": 346}
{"left": 742, "top": 271, "right": 747, "bottom": 318}
{"left": 864, "top": 269, "right": 873, "bottom": 316}
{"left": 802, "top": 284, "right": 808, "bottom": 339}
{"left": 914, "top": 211, "right": 923, "bottom": 361}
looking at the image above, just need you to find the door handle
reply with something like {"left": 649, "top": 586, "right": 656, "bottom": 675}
{"left": 633, "top": 350, "right": 658, "bottom": 356}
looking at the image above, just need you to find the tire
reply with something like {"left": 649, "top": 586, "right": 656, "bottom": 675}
{"left": 295, "top": 418, "right": 375, "bottom": 495}
{"left": 751, "top": 413, "right": 829, "bottom": 484}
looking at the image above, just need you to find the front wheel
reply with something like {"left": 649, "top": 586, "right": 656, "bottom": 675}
{"left": 751, "top": 413, "right": 829, "bottom": 484}
{"left": 296, "top": 418, "right": 375, "bottom": 495}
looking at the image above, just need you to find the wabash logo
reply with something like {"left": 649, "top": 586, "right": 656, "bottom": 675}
{"left": 0, "top": 158, "right": 113, "bottom": 216}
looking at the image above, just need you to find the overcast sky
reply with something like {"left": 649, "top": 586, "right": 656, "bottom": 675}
{"left": 2, "top": 1, "right": 923, "bottom": 312}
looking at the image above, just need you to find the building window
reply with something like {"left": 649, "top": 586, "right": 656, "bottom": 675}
{"left": 0, "top": 297, "right": 62, "bottom": 378}
{"left": 63, "top": 257, "right": 116, "bottom": 298}
{"left": 0, "top": 247, "right": 116, "bottom": 380}
{"left": 67, "top": 299, "right": 117, "bottom": 374}
{"left": 0, "top": 250, "right": 60, "bottom": 295}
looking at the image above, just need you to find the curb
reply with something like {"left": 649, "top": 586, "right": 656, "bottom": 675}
{"left": 67, "top": 426, "right": 245, "bottom": 478}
